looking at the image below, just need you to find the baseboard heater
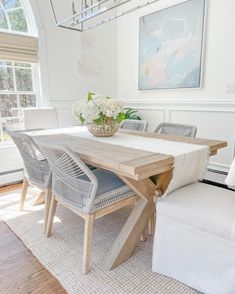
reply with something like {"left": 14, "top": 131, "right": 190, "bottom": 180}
{"left": 207, "top": 168, "right": 228, "bottom": 176}
{"left": 201, "top": 168, "right": 233, "bottom": 191}
{"left": 0, "top": 168, "right": 23, "bottom": 176}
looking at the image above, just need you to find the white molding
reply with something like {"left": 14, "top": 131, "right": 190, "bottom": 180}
{"left": 168, "top": 107, "right": 235, "bottom": 122}
{"left": 209, "top": 162, "right": 230, "bottom": 171}
{"left": 168, "top": 108, "right": 235, "bottom": 113}
{"left": 125, "top": 103, "right": 166, "bottom": 111}
{"left": 123, "top": 99, "right": 235, "bottom": 107}
{"left": 37, "top": 29, "right": 51, "bottom": 106}
{"left": 28, "top": 0, "right": 44, "bottom": 30}
{"left": 28, "top": 0, "right": 51, "bottom": 107}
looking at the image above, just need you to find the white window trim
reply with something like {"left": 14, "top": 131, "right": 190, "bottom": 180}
{"left": 0, "top": 0, "right": 41, "bottom": 143}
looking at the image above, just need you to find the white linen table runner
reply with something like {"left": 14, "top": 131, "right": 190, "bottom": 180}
{"left": 68, "top": 130, "right": 209, "bottom": 195}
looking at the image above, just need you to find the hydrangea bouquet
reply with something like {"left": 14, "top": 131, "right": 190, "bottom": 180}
{"left": 73, "top": 92, "right": 125, "bottom": 136}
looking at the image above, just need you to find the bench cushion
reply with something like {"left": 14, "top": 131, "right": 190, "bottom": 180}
{"left": 158, "top": 182, "right": 235, "bottom": 240}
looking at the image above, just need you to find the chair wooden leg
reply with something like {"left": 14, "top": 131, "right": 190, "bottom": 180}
{"left": 45, "top": 195, "right": 57, "bottom": 238}
{"left": 148, "top": 211, "right": 156, "bottom": 236}
{"left": 44, "top": 188, "right": 52, "bottom": 234}
{"left": 83, "top": 214, "right": 94, "bottom": 274}
{"left": 140, "top": 226, "right": 148, "bottom": 242}
{"left": 20, "top": 178, "right": 29, "bottom": 211}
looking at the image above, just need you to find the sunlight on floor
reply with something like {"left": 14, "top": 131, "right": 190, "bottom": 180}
{"left": 0, "top": 187, "right": 44, "bottom": 222}
{"left": 37, "top": 216, "right": 61, "bottom": 224}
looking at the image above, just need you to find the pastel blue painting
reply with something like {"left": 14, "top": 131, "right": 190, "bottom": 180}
{"left": 139, "top": 0, "right": 205, "bottom": 90}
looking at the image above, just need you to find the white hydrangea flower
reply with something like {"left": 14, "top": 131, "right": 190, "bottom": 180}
{"left": 104, "top": 99, "right": 123, "bottom": 118}
{"left": 81, "top": 100, "right": 100, "bottom": 123}
{"left": 72, "top": 99, "right": 86, "bottom": 118}
{"left": 72, "top": 93, "right": 124, "bottom": 124}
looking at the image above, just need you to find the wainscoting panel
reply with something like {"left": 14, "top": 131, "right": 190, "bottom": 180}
{"left": 57, "top": 109, "right": 78, "bottom": 127}
{"left": 50, "top": 100, "right": 78, "bottom": 127}
{"left": 138, "top": 109, "right": 166, "bottom": 132}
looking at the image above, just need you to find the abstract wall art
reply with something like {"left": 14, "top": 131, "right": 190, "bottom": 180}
{"left": 139, "top": 0, "right": 206, "bottom": 90}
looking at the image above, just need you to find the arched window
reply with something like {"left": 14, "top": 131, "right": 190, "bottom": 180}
{"left": 0, "top": 0, "right": 37, "bottom": 35}
{"left": 0, "top": 0, "right": 28, "bottom": 33}
{"left": 0, "top": 0, "right": 39, "bottom": 143}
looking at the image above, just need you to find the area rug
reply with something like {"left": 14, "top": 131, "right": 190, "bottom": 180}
{"left": 0, "top": 189, "right": 199, "bottom": 294}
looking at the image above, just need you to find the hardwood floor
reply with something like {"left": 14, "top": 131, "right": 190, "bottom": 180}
{"left": 0, "top": 182, "right": 23, "bottom": 194}
{"left": 0, "top": 222, "right": 66, "bottom": 294}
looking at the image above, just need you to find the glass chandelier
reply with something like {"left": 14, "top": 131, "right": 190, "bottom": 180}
{"left": 49, "top": 0, "right": 160, "bottom": 31}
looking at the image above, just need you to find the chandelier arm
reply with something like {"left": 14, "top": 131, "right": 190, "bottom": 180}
{"left": 59, "top": 25, "right": 83, "bottom": 32}
{"left": 49, "top": 0, "right": 59, "bottom": 24}
{"left": 56, "top": 0, "right": 110, "bottom": 27}
{"left": 75, "top": 0, "right": 131, "bottom": 25}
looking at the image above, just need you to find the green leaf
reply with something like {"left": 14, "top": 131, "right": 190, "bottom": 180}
{"left": 80, "top": 114, "right": 85, "bottom": 125}
{"left": 128, "top": 110, "right": 137, "bottom": 116}
{"left": 124, "top": 107, "right": 142, "bottom": 120}
{"left": 94, "top": 114, "right": 104, "bottom": 125}
{"left": 131, "top": 115, "right": 141, "bottom": 120}
{"left": 115, "top": 112, "right": 125, "bottom": 123}
{"left": 87, "top": 92, "right": 95, "bottom": 101}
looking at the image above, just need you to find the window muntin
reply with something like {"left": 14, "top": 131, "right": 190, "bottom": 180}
{"left": 0, "top": 60, "right": 37, "bottom": 142}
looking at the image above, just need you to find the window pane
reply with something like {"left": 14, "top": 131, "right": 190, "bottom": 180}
{"left": 0, "top": 5, "right": 8, "bottom": 30}
{"left": 7, "top": 8, "right": 28, "bottom": 32}
{"left": 2, "top": 0, "right": 21, "bottom": 10}
{"left": 0, "top": 94, "right": 17, "bottom": 117}
{"left": 0, "top": 60, "right": 12, "bottom": 67}
{"left": 0, "top": 59, "right": 39, "bottom": 143}
{"left": 0, "top": 66, "right": 14, "bottom": 91}
{"left": 15, "top": 67, "right": 33, "bottom": 91}
{"left": 20, "top": 94, "right": 36, "bottom": 108}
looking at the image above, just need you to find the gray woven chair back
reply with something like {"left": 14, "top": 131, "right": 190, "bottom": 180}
{"left": 39, "top": 144, "right": 98, "bottom": 213}
{"left": 155, "top": 123, "right": 197, "bottom": 138}
{"left": 119, "top": 119, "right": 148, "bottom": 131}
{"left": 7, "top": 130, "right": 50, "bottom": 187}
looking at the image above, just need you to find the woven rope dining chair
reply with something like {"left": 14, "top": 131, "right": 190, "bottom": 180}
{"left": 7, "top": 130, "right": 52, "bottom": 230}
{"left": 155, "top": 122, "right": 197, "bottom": 137}
{"left": 119, "top": 119, "right": 148, "bottom": 131}
{"left": 40, "top": 143, "right": 137, "bottom": 274}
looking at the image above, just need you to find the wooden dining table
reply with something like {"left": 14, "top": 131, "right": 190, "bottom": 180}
{"left": 31, "top": 127, "right": 227, "bottom": 271}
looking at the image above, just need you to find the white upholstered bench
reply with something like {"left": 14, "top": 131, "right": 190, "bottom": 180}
{"left": 153, "top": 182, "right": 235, "bottom": 294}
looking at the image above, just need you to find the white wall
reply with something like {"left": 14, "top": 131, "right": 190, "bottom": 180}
{"left": 116, "top": 0, "right": 235, "bottom": 172}
{"left": 31, "top": 0, "right": 118, "bottom": 127}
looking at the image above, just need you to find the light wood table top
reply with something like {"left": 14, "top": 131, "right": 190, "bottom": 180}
{"left": 33, "top": 129, "right": 226, "bottom": 181}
